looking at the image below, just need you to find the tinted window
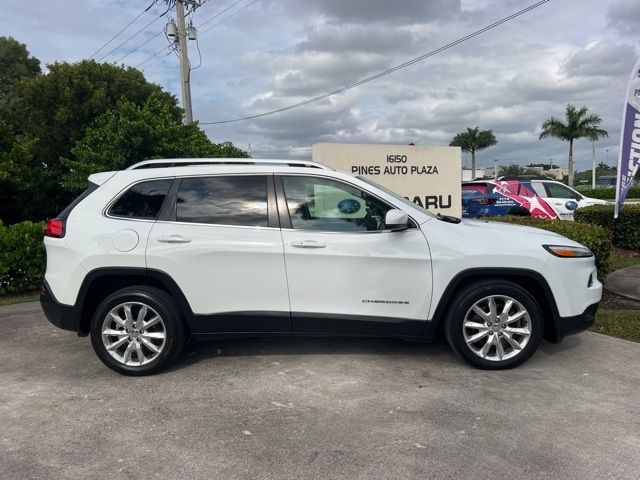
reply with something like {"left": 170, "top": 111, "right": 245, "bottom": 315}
{"left": 58, "top": 182, "right": 99, "bottom": 220}
{"left": 109, "top": 179, "right": 172, "bottom": 219}
{"left": 176, "top": 176, "right": 268, "bottom": 226}
{"left": 283, "top": 176, "right": 392, "bottom": 232}
{"left": 462, "top": 183, "right": 490, "bottom": 194}
{"left": 544, "top": 183, "right": 580, "bottom": 200}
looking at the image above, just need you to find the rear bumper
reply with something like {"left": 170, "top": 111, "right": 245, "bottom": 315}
{"left": 40, "top": 280, "right": 84, "bottom": 334}
{"left": 554, "top": 302, "right": 598, "bottom": 342}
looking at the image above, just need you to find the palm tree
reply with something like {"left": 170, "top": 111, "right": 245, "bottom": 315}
{"left": 449, "top": 127, "right": 498, "bottom": 180}
{"left": 539, "top": 105, "right": 608, "bottom": 186}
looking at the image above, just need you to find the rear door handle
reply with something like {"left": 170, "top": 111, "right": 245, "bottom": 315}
{"left": 157, "top": 235, "right": 191, "bottom": 244}
{"left": 290, "top": 240, "right": 326, "bottom": 249}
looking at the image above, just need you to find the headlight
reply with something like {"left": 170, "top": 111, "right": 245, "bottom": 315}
{"left": 543, "top": 245, "right": 593, "bottom": 258}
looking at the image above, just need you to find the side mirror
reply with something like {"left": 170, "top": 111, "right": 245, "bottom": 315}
{"left": 385, "top": 209, "right": 410, "bottom": 231}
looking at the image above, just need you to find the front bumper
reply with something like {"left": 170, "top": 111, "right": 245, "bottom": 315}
{"left": 553, "top": 302, "right": 598, "bottom": 342}
{"left": 40, "top": 280, "right": 83, "bottom": 334}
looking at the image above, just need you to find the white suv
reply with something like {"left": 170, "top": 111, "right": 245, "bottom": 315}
{"left": 40, "top": 159, "right": 602, "bottom": 375}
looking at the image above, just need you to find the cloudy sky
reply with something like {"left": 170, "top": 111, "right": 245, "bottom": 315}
{"left": 3, "top": 0, "right": 639, "bottom": 171}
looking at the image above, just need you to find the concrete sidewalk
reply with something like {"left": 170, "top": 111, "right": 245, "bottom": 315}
{"left": 605, "top": 264, "right": 640, "bottom": 301}
{"left": 1, "top": 301, "right": 640, "bottom": 480}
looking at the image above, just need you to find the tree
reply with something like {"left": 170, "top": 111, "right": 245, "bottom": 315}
{"left": 449, "top": 127, "right": 497, "bottom": 180}
{"left": 0, "top": 119, "right": 39, "bottom": 223}
{"left": 5, "top": 60, "right": 181, "bottom": 216}
{"left": 62, "top": 94, "right": 248, "bottom": 191}
{"left": 0, "top": 36, "right": 40, "bottom": 106}
{"left": 0, "top": 43, "right": 248, "bottom": 222}
{"left": 539, "top": 104, "right": 608, "bottom": 187}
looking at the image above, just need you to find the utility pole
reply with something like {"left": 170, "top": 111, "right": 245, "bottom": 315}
{"left": 176, "top": 0, "right": 193, "bottom": 125}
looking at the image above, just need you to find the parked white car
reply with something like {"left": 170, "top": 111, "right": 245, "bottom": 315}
{"left": 41, "top": 159, "right": 602, "bottom": 375}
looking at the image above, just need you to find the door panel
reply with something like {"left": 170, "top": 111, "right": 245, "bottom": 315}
{"left": 282, "top": 229, "right": 432, "bottom": 335}
{"left": 146, "top": 175, "right": 290, "bottom": 333}
{"left": 278, "top": 175, "right": 432, "bottom": 335}
{"left": 537, "top": 181, "right": 580, "bottom": 220}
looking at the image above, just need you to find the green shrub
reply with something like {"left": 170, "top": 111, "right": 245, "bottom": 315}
{"left": 0, "top": 221, "right": 45, "bottom": 295}
{"left": 574, "top": 204, "right": 640, "bottom": 251}
{"left": 578, "top": 186, "right": 640, "bottom": 200}
{"left": 489, "top": 215, "right": 611, "bottom": 279}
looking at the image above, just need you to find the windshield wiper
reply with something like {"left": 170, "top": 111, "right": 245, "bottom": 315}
{"left": 437, "top": 213, "right": 461, "bottom": 224}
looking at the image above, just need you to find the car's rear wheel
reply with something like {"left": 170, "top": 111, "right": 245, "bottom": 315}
{"left": 444, "top": 280, "right": 542, "bottom": 369}
{"left": 90, "top": 286, "right": 186, "bottom": 376}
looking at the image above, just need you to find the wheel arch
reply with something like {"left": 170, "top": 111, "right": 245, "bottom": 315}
{"left": 507, "top": 206, "right": 531, "bottom": 216}
{"left": 429, "top": 268, "right": 562, "bottom": 342}
{"left": 76, "top": 268, "right": 193, "bottom": 335}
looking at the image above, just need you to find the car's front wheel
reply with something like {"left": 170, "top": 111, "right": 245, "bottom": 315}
{"left": 90, "top": 286, "right": 186, "bottom": 376}
{"left": 444, "top": 280, "right": 543, "bottom": 369}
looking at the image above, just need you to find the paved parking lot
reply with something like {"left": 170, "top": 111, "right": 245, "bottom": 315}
{"left": 1, "top": 301, "right": 640, "bottom": 480}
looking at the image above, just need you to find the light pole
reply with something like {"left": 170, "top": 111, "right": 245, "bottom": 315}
{"left": 493, "top": 159, "right": 498, "bottom": 180}
{"left": 606, "top": 149, "right": 611, "bottom": 166}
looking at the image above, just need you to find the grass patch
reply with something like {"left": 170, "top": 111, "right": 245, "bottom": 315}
{"left": 0, "top": 292, "right": 39, "bottom": 306}
{"left": 609, "top": 255, "right": 640, "bottom": 272}
{"left": 591, "top": 309, "right": 640, "bottom": 342}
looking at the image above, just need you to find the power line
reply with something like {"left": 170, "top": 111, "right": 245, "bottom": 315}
{"left": 97, "top": 2, "right": 174, "bottom": 62}
{"left": 89, "top": 0, "right": 158, "bottom": 59}
{"left": 200, "top": 0, "right": 551, "bottom": 125}
{"left": 144, "top": 51, "right": 173, "bottom": 71}
{"left": 199, "top": 0, "right": 244, "bottom": 28}
{"left": 199, "top": 0, "right": 258, "bottom": 35}
{"left": 114, "top": 31, "right": 163, "bottom": 63}
{"left": 135, "top": 0, "right": 249, "bottom": 69}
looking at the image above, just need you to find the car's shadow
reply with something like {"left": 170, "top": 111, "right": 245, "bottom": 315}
{"left": 170, "top": 335, "right": 452, "bottom": 371}
{"left": 167, "top": 333, "right": 585, "bottom": 373}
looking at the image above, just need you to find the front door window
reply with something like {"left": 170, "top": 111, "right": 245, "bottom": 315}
{"left": 282, "top": 176, "right": 391, "bottom": 232}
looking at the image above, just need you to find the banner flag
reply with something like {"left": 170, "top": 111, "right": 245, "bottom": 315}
{"left": 615, "top": 57, "right": 640, "bottom": 218}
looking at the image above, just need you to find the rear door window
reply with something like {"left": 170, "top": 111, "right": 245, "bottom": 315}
{"left": 109, "top": 179, "right": 173, "bottom": 219}
{"left": 175, "top": 175, "right": 268, "bottom": 227}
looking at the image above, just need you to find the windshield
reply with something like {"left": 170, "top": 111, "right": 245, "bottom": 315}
{"left": 356, "top": 176, "right": 436, "bottom": 217}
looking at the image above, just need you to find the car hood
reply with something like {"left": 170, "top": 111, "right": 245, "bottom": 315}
{"left": 461, "top": 219, "right": 567, "bottom": 239}
{"left": 582, "top": 197, "right": 609, "bottom": 205}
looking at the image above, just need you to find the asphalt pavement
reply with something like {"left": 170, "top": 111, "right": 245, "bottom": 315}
{"left": 1, "top": 301, "right": 639, "bottom": 480}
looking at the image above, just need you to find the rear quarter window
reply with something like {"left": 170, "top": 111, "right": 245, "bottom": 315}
{"left": 109, "top": 179, "right": 173, "bottom": 219}
{"left": 58, "top": 182, "right": 99, "bottom": 220}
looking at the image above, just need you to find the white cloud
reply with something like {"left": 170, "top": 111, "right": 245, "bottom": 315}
{"left": 1, "top": 0, "right": 635, "bottom": 171}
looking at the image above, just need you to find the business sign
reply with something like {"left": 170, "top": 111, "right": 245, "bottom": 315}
{"left": 615, "top": 56, "right": 640, "bottom": 218}
{"left": 312, "top": 143, "right": 462, "bottom": 216}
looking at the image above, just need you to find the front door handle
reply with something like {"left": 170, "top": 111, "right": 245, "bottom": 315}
{"left": 290, "top": 240, "right": 326, "bottom": 249}
{"left": 157, "top": 235, "right": 192, "bottom": 244}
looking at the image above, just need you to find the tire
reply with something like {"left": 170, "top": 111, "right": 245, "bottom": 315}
{"left": 90, "top": 286, "right": 186, "bottom": 376}
{"left": 444, "top": 280, "right": 542, "bottom": 369}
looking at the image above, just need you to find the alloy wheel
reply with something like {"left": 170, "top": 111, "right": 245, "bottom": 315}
{"left": 462, "top": 295, "right": 532, "bottom": 362}
{"left": 101, "top": 302, "right": 167, "bottom": 367}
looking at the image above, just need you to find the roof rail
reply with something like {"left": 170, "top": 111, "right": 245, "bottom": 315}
{"left": 126, "top": 158, "right": 332, "bottom": 170}
{"left": 498, "top": 175, "right": 555, "bottom": 181}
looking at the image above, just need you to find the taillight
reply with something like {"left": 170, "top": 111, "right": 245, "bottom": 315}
{"left": 45, "top": 218, "right": 65, "bottom": 238}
